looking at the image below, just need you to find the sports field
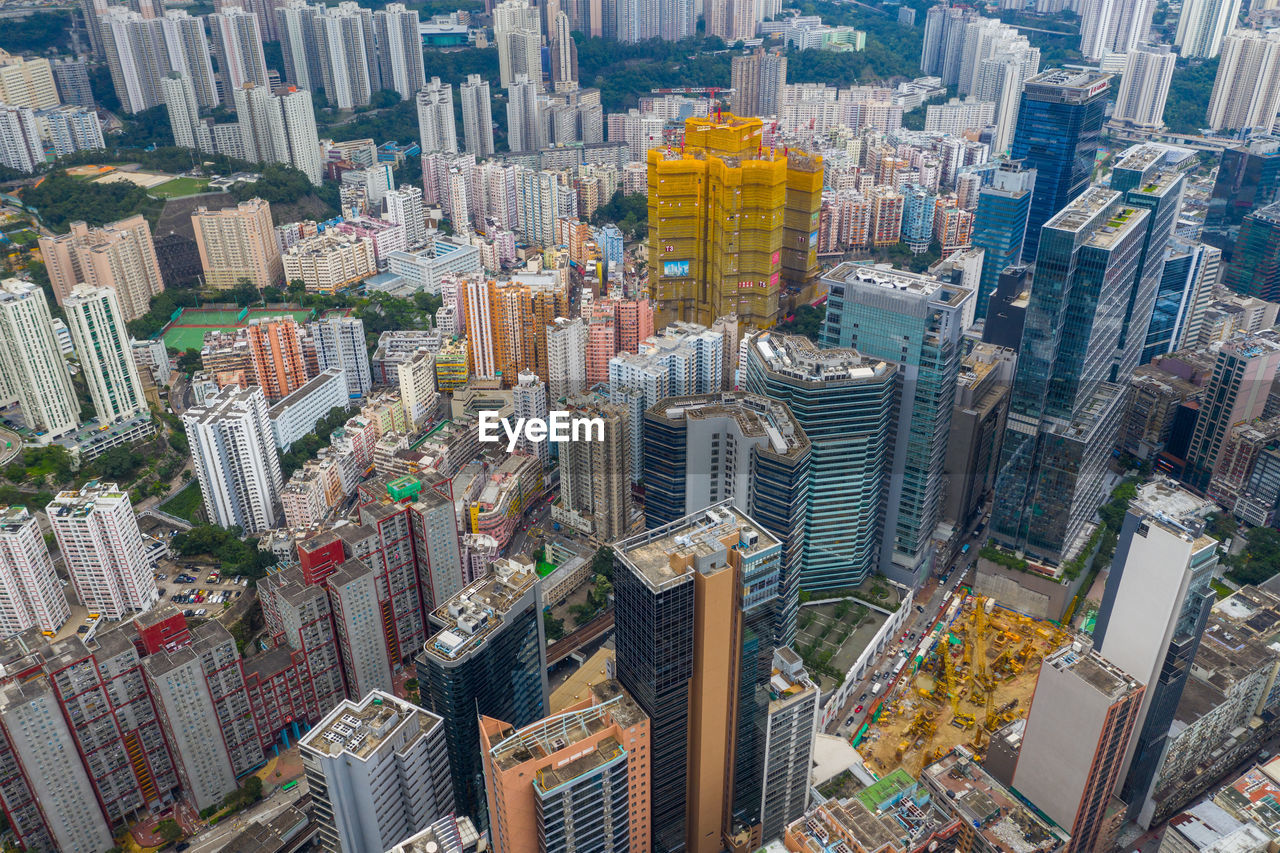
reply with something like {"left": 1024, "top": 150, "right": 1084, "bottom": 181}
{"left": 161, "top": 306, "right": 317, "bottom": 351}
{"left": 150, "top": 177, "right": 210, "bottom": 198}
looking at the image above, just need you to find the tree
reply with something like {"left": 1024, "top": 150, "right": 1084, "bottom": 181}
{"left": 776, "top": 304, "right": 824, "bottom": 340}
{"left": 156, "top": 819, "right": 183, "bottom": 845}
{"left": 243, "top": 775, "right": 263, "bottom": 801}
{"left": 1226, "top": 527, "right": 1280, "bottom": 586}
{"left": 543, "top": 611, "right": 566, "bottom": 641}
{"left": 177, "top": 351, "right": 202, "bottom": 374}
{"left": 93, "top": 445, "right": 143, "bottom": 481}
{"left": 1164, "top": 58, "right": 1219, "bottom": 135}
{"left": 21, "top": 172, "right": 156, "bottom": 232}
{"left": 230, "top": 163, "right": 315, "bottom": 206}
{"left": 231, "top": 277, "right": 260, "bottom": 308}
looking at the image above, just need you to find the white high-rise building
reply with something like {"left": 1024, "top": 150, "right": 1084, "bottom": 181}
{"left": 276, "top": 0, "right": 324, "bottom": 91}
{"left": 373, "top": 3, "right": 426, "bottom": 100}
{"left": 313, "top": 314, "right": 372, "bottom": 399}
{"left": 1113, "top": 43, "right": 1177, "bottom": 129}
{"left": 62, "top": 284, "right": 148, "bottom": 424}
{"left": 417, "top": 77, "right": 458, "bottom": 155}
{"left": 183, "top": 386, "right": 284, "bottom": 533}
{"left": 162, "top": 71, "right": 211, "bottom": 150}
{"left": 0, "top": 506, "right": 70, "bottom": 636}
{"left": 1079, "top": 0, "right": 1155, "bottom": 61}
{"left": 300, "top": 691, "right": 455, "bottom": 853}
{"left": 550, "top": 10, "right": 578, "bottom": 91}
{"left": 38, "top": 105, "right": 105, "bottom": 157}
{"left": 515, "top": 166, "right": 575, "bottom": 246}
{"left": 494, "top": 0, "right": 542, "bottom": 89}
{"left": 512, "top": 370, "right": 550, "bottom": 468}
{"left": 233, "top": 84, "right": 323, "bottom": 184}
{"left": 315, "top": 1, "right": 377, "bottom": 110}
{"left": 383, "top": 185, "right": 428, "bottom": 248}
{"left": 102, "top": 8, "right": 219, "bottom": 112}
{"left": 280, "top": 87, "right": 324, "bottom": 185}
{"left": 547, "top": 316, "right": 587, "bottom": 401}
{"left": 1176, "top": 0, "right": 1243, "bottom": 59}
{"left": 208, "top": 8, "right": 271, "bottom": 92}
{"left": 0, "top": 105, "right": 44, "bottom": 173}
{"left": 48, "top": 482, "right": 158, "bottom": 621}
{"left": 706, "top": 0, "right": 756, "bottom": 43}
{"left": 1207, "top": 29, "right": 1280, "bottom": 134}
{"left": 0, "top": 279, "right": 77, "bottom": 439}
{"left": 460, "top": 74, "right": 495, "bottom": 158}
{"left": 507, "top": 74, "right": 544, "bottom": 153}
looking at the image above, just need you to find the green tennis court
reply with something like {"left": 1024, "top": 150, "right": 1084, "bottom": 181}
{"left": 159, "top": 306, "right": 318, "bottom": 351}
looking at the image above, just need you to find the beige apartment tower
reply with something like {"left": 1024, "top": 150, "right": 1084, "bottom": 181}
{"left": 192, "top": 198, "right": 284, "bottom": 289}
{"left": 481, "top": 680, "right": 651, "bottom": 853}
{"left": 38, "top": 215, "right": 164, "bottom": 322}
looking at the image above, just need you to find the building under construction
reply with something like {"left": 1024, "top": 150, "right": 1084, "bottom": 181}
{"left": 858, "top": 594, "right": 1072, "bottom": 776}
{"left": 646, "top": 114, "right": 823, "bottom": 329}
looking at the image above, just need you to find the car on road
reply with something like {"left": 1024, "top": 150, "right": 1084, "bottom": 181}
{"left": 845, "top": 716, "right": 854, "bottom": 726}
{"left": 915, "top": 604, "right": 924, "bottom": 612}
{"left": 860, "top": 692, "right": 867, "bottom": 701}
{"left": 855, "top": 704, "right": 864, "bottom": 713}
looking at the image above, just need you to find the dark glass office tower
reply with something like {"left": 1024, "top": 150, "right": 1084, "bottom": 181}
{"left": 1010, "top": 69, "right": 1110, "bottom": 262}
{"left": 1222, "top": 202, "right": 1280, "bottom": 301}
{"left": 1203, "top": 137, "right": 1280, "bottom": 263}
{"left": 742, "top": 332, "right": 897, "bottom": 591}
{"left": 989, "top": 187, "right": 1152, "bottom": 564}
{"left": 1142, "top": 242, "right": 1219, "bottom": 364}
{"left": 641, "top": 391, "right": 810, "bottom": 647}
{"left": 614, "top": 505, "right": 784, "bottom": 853}
{"left": 972, "top": 160, "right": 1035, "bottom": 319}
{"left": 417, "top": 563, "right": 548, "bottom": 830}
{"left": 1110, "top": 145, "right": 1189, "bottom": 378}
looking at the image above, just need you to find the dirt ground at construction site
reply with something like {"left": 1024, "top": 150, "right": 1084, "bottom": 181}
{"left": 857, "top": 594, "right": 1072, "bottom": 777}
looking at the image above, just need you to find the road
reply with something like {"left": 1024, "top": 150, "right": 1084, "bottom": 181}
{"left": 509, "top": 497, "right": 554, "bottom": 557}
{"left": 825, "top": 519, "right": 990, "bottom": 738}
{"left": 183, "top": 785, "right": 309, "bottom": 853}
{"left": 0, "top": 426, "right": 20, "bottom": 466}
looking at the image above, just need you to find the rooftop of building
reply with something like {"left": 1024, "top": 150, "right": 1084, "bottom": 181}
{"left": 748, "top": 330, "right": 895, "bottom": 385}
{"left": 1132, "top": 477, "right": 1216, "bottom": 524}
{"left": 921, "top": 748, "right": 1065, "bottom": 853}
{"left": 1045, "top": 644, "right": 1140, "bottom": 699}
{"left": 422, "top": 558, "right": 538, "bottom": 662}
{"left": 47, "top": 480, "right": 129, "bottom": 517}
{"left": 644, "top": 391, "right": 809, "bottom": 459}
{"left": 615, "top": 503, "right": 780, "bottom": 592}
{"left": 488, "top": 680, "right": 645, "bottom": 775}
{"left": 386, "top": 816, "right": 480, "bottom": 853}
{"left": 1216, "top": 758, "right": 1280, "bottom": 831}
{"left": 221, "top": 805, "right": 311, "bottom": 853}
{"left": 268, "top": 368, "right": 346, "bottom": 416}
{"left": 0, "top": 505, "right": 34, "bottom": 533}
{"left": 182, "top": 385, "right": 265, "bottom": 423}
{"left": 299, "top": 689, "right": 439, "bottom": 761}
{"left": 1023, "top": 68, "right": 1110, "bottom": 99}
{"left": 826, "top": 262, "right": 970, "bottom": 308}
{"left": 1223, "top": 328, "right": 1280, "bottom": 358}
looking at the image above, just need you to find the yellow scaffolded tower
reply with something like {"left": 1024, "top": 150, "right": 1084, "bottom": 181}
{"left": 646, "top": 114, "right": 823, "bottom": 329}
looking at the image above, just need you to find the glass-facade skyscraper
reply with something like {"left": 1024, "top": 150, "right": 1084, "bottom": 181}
{"left": 641, "top": 391, "right": 810, "bottom": 647}
{"left": 1222, "top": 201, "right": 1280, "bottom": 302}
{"left": 990, "top": 187, "right": 1153, "bottom": 564}
{"left": 742, "top": 331, "right": 896, "bottom": 590}
{"left": 972, "top": 159, "right": 1036, "bottom": 319}
{"left": 417, "top": 562, "right": 548, "bottom": 830}
{"left": 819, "top": 263, "right": 972, "bottom": 586}
{"left": 1142, "top": 241, "right": 1219, "bottom": 363}
{"left": 614, "top": 505, "right": 783, "bottom": 853}
{"left": 1010, "top": 69, "right": 1110, "bottom": 262}
{"left": 1203, "top": 136, "right": 1280, "bottom": 263}
{"left": 1110, "top": 145, "right": 1189, "bottom": 377}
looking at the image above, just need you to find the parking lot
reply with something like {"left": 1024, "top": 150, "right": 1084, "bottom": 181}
{"left": 155, "top": 558, "right": 249, "bottom": 619}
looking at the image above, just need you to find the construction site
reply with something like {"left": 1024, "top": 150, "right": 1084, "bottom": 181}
{"left": 857, "top": 594, "right": 1072, "bottom": 776}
